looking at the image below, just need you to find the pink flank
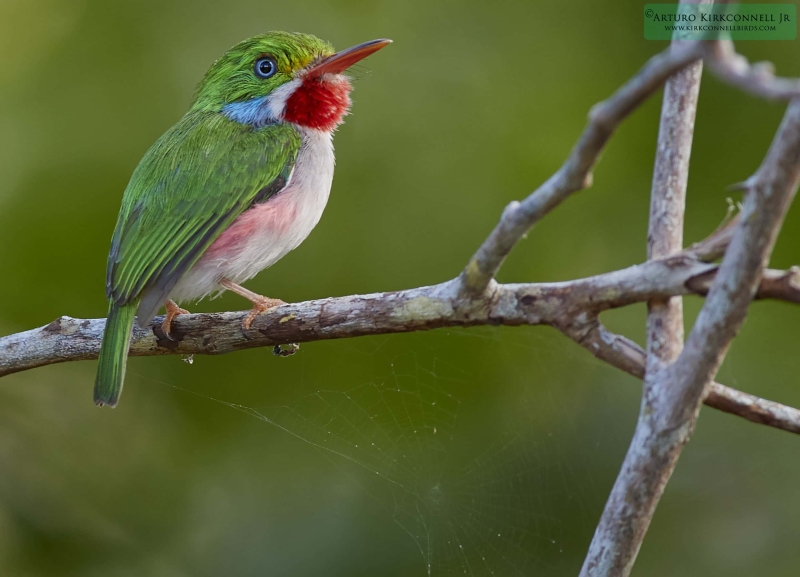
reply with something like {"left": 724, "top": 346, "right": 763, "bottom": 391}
{"left": 202, "top": 193, "right": 298, "bottom": 261}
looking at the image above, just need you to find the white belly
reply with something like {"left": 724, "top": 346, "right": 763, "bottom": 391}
{"left": 170, "top": 128, "right": 335, "bottom": 303}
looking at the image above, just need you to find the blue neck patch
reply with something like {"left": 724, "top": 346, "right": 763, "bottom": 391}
{"left": 222, "top": 96, "right": 274, "bottom": 127}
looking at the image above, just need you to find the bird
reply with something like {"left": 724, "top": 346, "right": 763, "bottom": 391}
{"left": 94, "top": 32, "right": 391, "bottom": 408}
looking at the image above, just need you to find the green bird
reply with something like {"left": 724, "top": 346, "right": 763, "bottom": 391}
{"left": 94, "top": 32, "right": 391, "bottom": 408}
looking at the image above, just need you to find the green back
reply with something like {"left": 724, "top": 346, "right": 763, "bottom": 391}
{"left": 106, "top": 112, "right": 301, "bottom": 323}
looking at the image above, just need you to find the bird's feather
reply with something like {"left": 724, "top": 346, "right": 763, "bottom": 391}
{"left": 105, "top": 112, "right": 301, "bottom": 326}
{"left": 94, "top": 301, "right": 137, "bottom": 407}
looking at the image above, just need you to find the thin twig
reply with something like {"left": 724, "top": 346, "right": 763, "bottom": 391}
{"left": 560, "top": 320, "right": 800, "bottom": 435}
{"left": 687, "top": 266, "right": 800, "bottom": 303}
{"left": 684, "top": 212, "right": 740, "bottom": 262}
{"left": 458, "top": 43, "right": 703, "bottom": 295}
{"left": 459, "top": 39, "right": 800, "bottom": 301}
{"left": 645, "top": 37, "right": 702, "bottom": 372}
{"left": 704, "top": 40, "right": 800, "bottom": 100}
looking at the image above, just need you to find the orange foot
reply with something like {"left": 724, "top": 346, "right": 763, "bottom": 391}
{"left": 162, "top": 300, "right": 190, "bottom": 339}
{"left": 242, "top": 295, "right": 287, "bottom": 330}
{"left": 220, "top": 278, "right": 287, "bottom": 330}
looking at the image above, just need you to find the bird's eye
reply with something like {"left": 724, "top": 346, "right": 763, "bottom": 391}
{"left": 254, "top": 57, "right": 278, "bottom": 79}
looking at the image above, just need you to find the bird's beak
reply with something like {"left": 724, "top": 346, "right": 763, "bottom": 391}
{"left": 306, "top": 38, "right": 392, "bottom": 77}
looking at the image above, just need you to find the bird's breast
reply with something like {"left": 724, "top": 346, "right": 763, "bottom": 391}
{"left": 176, "top": 129, "right": 335, "bottom": 299}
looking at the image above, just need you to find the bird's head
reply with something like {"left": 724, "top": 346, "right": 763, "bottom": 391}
{"left": 191, "top": 32, "right": 390, "bottom": 132}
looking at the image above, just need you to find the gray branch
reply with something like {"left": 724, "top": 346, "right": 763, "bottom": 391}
{"left": 0, "top": 253, "right": 750, "bottom": 375}
{"left": 458, "top": 40, "right": 800, "bottom": 298}
{"left": 588, "top": 22, "right": 702, "bottom": 576}
{"left": 458, "top": 42, "right": 703, "bottom": 295}
{"left": 577, "top": 28, "right": 800, "bottom": 575}
{"left": 560, "top": 320, "right": 800, "bottom": 435}
{"left": 581, "top": 98, "right": 800, "bottom": 576}
{"left": 645, "top": 39, "right": 701, "bottom": 371}
{"left": 3, "top": 255, "right": 800, "bottom": 437}
{"left": 704, "top": 40, "right": 800, "bottom": 100}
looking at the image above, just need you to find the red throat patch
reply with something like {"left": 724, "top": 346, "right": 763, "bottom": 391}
{"left": 283, "top": 76, "right": 353, "bottom": 132}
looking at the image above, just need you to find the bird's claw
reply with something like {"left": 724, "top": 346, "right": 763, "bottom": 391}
{"left": 162, "top": 301, "right": 190, "bottom": 340}
{"left": 241, "top": 297, "right": 287, "bottom": 330}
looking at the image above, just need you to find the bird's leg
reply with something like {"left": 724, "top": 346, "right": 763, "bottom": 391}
{"left": 162, "top": 299, "right": 190, "bottom": 339}
{"left": 220, "top": 278, "right": 287, "bottom": 330}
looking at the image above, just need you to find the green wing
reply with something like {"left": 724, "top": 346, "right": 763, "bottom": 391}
{"left": 106, "top": 112, "right": 301, "bottom": 325}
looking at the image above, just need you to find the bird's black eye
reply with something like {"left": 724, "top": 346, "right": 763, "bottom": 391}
{"left": 254, "top": 57, "right": 278, "bottom": 79}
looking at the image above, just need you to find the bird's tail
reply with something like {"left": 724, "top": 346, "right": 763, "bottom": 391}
{"left": 94, "top": 301, "right": 137, "bottom": 408}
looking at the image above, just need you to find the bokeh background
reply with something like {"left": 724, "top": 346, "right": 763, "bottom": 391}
{"left": 1, "top": 0, "right": 800, "bottom": 575}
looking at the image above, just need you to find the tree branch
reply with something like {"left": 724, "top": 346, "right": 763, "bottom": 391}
{"left": 458, "top": 42, "right": 703, "bottom": 295}
{"left": 704, "top": 40, "right": 800, "bottom": 100}
{"left": 668, "top": 97, "right": 800, "bottom": 421}
{"left": 560, "top": 320, "right": 800, "bottom": 435}
{"left": 593, "top": 20, "right": 701, "bottom": 574}
{"left": 4, "top": 255, "right": 800, "bottom": 437}
{"left": 581, "top": 98, "right": 800, "bottom": 577}
{"left": 645, "top": 37, "right": 701, "bottom": 371}
{"left": 687, "top": 266, "right": 800, "bottom": 303}
{"left": 457, "top": 40, "right": 800, "bottom": 300}
{"left": 0, "top": 255, "right": 719, "bottom": 376}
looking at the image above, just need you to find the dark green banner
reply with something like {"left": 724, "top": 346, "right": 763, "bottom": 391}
{"left": 644, "top": 4, "right": 796, "bottom": 40}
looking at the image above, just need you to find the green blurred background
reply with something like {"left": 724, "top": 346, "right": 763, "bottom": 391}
{"left": 1, "top": 0, "right": 800, "bottom": 575}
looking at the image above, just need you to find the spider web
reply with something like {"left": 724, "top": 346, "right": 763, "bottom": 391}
{"left": 144, "top": 327, "right": 619, "bottom": 576}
